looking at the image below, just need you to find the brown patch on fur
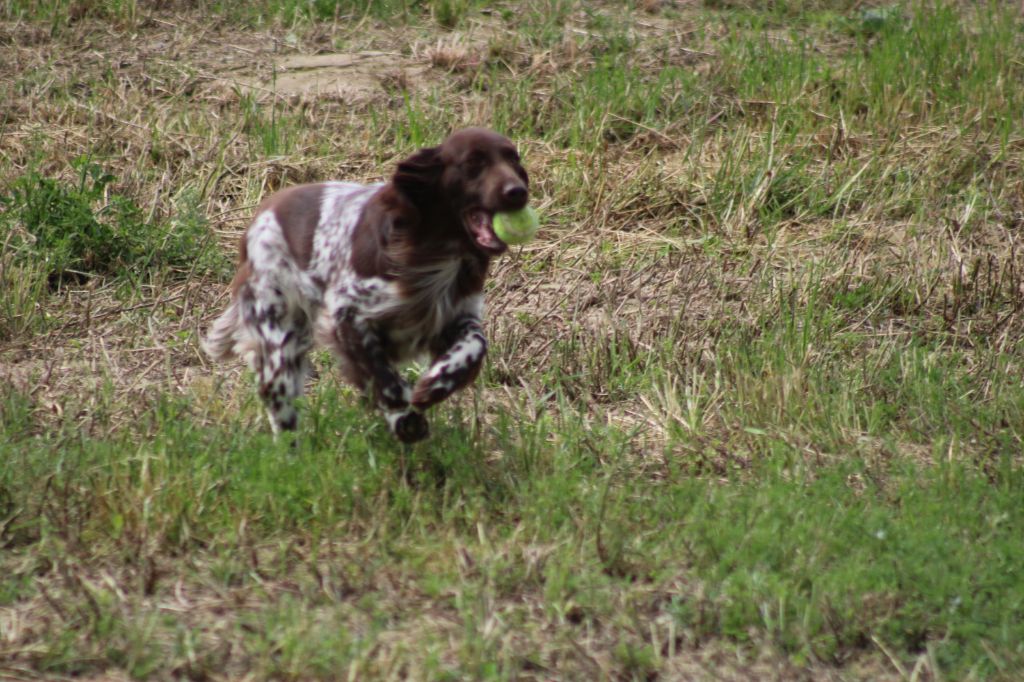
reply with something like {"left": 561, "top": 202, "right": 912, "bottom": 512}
{"left": 350, "top": 184, "right": 408, "bottom": 280}
{"left": 260, "top": 183, "right": 325, "bottom": 270}
{"left": 454, "top": 256, "right": 488, "bottom": 300}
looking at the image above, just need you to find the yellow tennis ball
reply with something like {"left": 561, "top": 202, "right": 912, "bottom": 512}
{"left": 493, "top": 206, "right": 539, "bottom": 245}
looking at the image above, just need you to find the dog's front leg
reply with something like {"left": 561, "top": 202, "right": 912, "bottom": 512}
{"left": 334, "top": 310, "right": 429, "bottom": 443}
{"left": 412, "top": 314, "right": 487, "bottom": 411}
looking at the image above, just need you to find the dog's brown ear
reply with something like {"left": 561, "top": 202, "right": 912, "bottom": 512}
{"left": 393, "top": 146, "right": 442, "bottom": 201}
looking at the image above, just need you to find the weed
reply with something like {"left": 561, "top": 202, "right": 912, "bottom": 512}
{"left": 0, "top": 158, "right": 227, "bottom": 286}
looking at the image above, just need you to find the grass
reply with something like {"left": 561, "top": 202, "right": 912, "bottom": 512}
{"left": 1, "top": 158, "right": 227, "bottom": 284}
{"left": 2, "top": 0, "right": 1024, "bottom": 679}
{"left": 3, "top": 388, "right": 1023, "bottom": 678}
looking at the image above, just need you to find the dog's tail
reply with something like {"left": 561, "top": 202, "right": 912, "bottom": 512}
{"left": 202, "top": 299, "right": 251, "bottom": 362}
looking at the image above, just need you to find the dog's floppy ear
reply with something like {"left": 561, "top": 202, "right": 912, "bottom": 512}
{"left": 393, "top": 146, "right": 442, "bottom": 201}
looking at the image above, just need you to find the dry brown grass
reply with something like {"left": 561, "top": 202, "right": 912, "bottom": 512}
{"left": 2, "top": 0, "right": 1022, "bottom": 447}
{"left": 3, "top": 0, "right": 1024, "bottom": 455}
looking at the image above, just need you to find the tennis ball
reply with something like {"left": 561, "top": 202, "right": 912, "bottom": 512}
{"left": 493, "top": 206, "right": 539, "bottom": 245}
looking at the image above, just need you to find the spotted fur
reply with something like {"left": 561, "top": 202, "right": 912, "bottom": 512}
{"left": 203, "top": 128, "right": 530, "bottom": 442}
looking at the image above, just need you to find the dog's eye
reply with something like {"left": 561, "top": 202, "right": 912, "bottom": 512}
{"left": 464, "top": 153, "right": 486, "bottom": 176}
{"left": 502, "top": 149, "right": 521, "bottom": 164}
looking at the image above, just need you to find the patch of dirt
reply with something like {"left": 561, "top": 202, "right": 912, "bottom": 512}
{"left": 236, "top": 51, "right": 434, "bottom": 102}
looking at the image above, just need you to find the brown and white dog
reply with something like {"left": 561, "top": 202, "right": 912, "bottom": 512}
{"left": 202, "top": 128, "right": 529, "bottom": 442}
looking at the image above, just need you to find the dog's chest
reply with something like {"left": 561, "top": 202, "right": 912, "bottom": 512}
{"left": 384, "top": 259, "right": 467, "bottom": 355}
{"left": 337, "top": 257, "right": 479, "bottom": 361}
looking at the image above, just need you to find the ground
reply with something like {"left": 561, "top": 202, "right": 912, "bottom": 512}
{"left": 1, "top": 1, "right": 1023, "bottom": 680}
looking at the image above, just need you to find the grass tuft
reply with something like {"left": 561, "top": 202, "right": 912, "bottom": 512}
{"left": 1, "top": 158, "right": 228, "bottom": 287}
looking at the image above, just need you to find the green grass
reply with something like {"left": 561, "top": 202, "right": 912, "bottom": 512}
{"left": 3, "top": 383, "right": 1023, "bottom": 678}
{"left": 0, "top": 158, "right": 228, "bottom": 287}
{"left": 1, "top": 0, "right": 487, "bottom": 27}
{"left": 2, "top": 0, "right": 1024, "bottom": 678}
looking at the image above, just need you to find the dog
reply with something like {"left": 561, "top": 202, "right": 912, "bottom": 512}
{"left": 202, "top": 128, "right": 529, "bottom": 442}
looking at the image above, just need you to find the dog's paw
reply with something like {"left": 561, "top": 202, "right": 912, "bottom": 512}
{"left": 390, "top": 410, "right": 430, "bottom": 443}
{"left": 411, "top": 378, "right": 450, "bottom": 411}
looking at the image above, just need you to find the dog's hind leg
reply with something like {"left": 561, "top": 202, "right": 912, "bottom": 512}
{"left": 239, "top": 278, "right": 314, "bottom": 435}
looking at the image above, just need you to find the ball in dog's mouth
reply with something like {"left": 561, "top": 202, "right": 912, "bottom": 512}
{"left": 492, "top": 206, "right": 539, "bottom": 245}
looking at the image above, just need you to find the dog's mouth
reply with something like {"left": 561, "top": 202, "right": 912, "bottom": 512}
{"left": 465, "top": 209, "right": 508, "bottom": 255}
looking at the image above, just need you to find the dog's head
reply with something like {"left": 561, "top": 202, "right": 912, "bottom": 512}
{"left": 393, "top": 127, "right": 529, "bottom": 256}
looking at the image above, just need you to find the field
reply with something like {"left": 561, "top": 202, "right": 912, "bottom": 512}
{"left": 2, "top": 0, "right": 1024, "bottom": 679}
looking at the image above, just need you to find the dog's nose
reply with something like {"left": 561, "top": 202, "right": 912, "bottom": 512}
{"left": 502, "top": 183, "right": 528, "bottom": 207}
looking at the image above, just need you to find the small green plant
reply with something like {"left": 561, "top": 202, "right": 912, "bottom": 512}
{"left": 239, "top": 90, "right": 296, "bottom": 158}
{"left": 431, "top": 0, "right": 468, "bottom": 29}
{"left": 0, "top": 158, "right": 226, "bottom": 285}
{"left": 2, "top": 159, "right": 124, "bottom": 281}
